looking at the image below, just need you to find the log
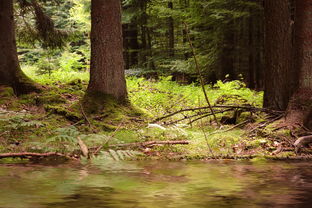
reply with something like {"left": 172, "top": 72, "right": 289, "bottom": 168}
{"left": 0, "top": 152, "right": 78, "bottom": 160}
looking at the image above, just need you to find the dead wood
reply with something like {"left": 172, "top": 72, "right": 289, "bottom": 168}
{"left": 0, "top": 152, "right": 78, "bottom": 160}
{"left": 154, "top": 105, "right": 283, "bottom": 123}
{"left": 167, "top": 109, "right": 232, "bottom": 125}
{"left": 242, "top": 114, "right": 284, "bottom": 136}
{"left": 294, "top": 135, "right": 312, "bottom": 153}
{"left": 184, "top": 22, "right": 219, "bottom": 126}
{"left": 78, "top": 137, "right": 89, "bottom": 158}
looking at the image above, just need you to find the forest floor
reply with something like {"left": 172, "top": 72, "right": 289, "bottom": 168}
{"left": 0, "top": 67, "right": 310, "bottom": 163}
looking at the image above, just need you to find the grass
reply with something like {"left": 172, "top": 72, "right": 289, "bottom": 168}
{"left": 0, "top": 65, "right": 279, "bottom": 160}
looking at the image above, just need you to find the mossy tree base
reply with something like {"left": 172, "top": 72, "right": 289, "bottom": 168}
{"left": 82, "top": 91, "right": 145, "bottom": 128}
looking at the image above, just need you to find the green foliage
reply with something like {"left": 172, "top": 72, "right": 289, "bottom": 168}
{"left": 0, "top": 112, "right": 44, "bottom": 133}
{"left": 22, "top": 65, "right": 89, "bottom": 85}
{"left": 96, "top": 149, "right": 143, "bottom": 161}
{"left": 127, "top": 76, "right": 263, "bottom": 117}
{"left": 47, "top": 126, "right": 80, "bottom": 144}
{"left": 59, "top": 51, "right": 86, "bottom": 72}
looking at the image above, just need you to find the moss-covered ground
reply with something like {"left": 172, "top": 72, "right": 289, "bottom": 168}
{"left": 0, "top": 67, "right": 302, "bottom": 162}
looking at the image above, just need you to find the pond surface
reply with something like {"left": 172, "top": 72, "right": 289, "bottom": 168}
{"left": 0, "top": 160, "right": 312, "bottom": 208}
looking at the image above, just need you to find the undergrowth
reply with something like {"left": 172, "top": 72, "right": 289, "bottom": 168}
{"left": 0, "top": 65, "right": 273, "bottom": 160}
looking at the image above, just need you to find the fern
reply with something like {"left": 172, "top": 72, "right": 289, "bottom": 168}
{"left": 96, "top": 149, "right": 143, "bottom": 161}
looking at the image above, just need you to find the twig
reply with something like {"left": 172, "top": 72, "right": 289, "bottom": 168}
{"left": 93, "top": 121, "right": 124, "bottom": 155}
{"left": 154, "top": 105, "right": 283, "bottom": 123}
{"left": 167, "top": 109, "right": 232, "bottom": 125}
{"left": 242, "top": 114, "right": 284, "bottom": 136}
{"left": 199, "top": 114, "right": 215, "bottom": 158}
{"left": 207, "top": 120, "right": 251, "bottom": 137}
{"left": 0, "top": 131, "right": 8, "bottom": 137}
{"left": 183, "top": 22, "right": 219, "bottom": 127}
{"left": 79, "top": 102, "right": 92, "bottom": 127}
{"left": 153, "top": 106, "right": 211, "bottom": 122}
{"left": 188, "top": 109, "right": 233, "bottom": 125}
{"left": 0, "top": 152, "right": 78, "bottom": 160}
{"left": 110, "top": 140, "right": 189, "bottom": 148}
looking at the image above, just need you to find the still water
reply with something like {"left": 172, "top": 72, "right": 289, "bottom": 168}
{"left": 0, "top": 160, "right": 312, "bottom": 208}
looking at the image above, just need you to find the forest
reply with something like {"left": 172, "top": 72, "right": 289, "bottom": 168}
{"left": 0, "top": 0, "right": 312, "bottom": 207}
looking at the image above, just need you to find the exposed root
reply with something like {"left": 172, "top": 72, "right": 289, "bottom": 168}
{"left": 294, "top": 135, "right": 312, "bottom": 154}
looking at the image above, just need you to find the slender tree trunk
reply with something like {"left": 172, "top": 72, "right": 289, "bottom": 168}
{"left": 122, "top": 24, "right": 130, "bottom": 69}
{"left": 123, "top": 21, "right": 139, "bottom": 69}
{"left": 139, "top": 1, "right": 148, "bottom": 67}
{"left": 219, "top": 22, "right": 236, "bottom": 80}
{"left": 128, "top": 23, "right": 139, "bottom": 67}
{"left": 0, "top": 0, "right": 40, "bottom": 95}
{"left": 86, "top": 0, "right": 127, "bottom": 104}
{"left": 286, "top": 0, "right": 312, "bottom": 130}
{"left": 263, "top": 0, "right": 294, "bottom": 111}
{"left": 168, "top": 1, "right": 174, "bottom": 57}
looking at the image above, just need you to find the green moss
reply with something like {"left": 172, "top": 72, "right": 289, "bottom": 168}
{"left": 250, "top": 156, "right": 267, "bottom": 163}
{"left": 15, "top": 70, "right": 42, "bottom": 94}
{"left": 0, "top": 86, "right": 14, "bottom": 98}
{"left": 82, "top": 92, "right": 120, "bottom": 114}
{"left": 44, "top": 105, "right": 81, "bottom": 122}
{"left": 247, "top": 139, "right": 268, "bottom": 148}
{"left": 37, "top": 94, "right": 67, "bottom": 105}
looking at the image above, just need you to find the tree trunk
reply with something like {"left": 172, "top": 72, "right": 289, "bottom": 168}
{"left": 0, "top": 0, "right": 40, "bottom": 95}
{"left": 219, "top": 22, "right": 236, "bottom": 81}
{"left": 263, "top": 0, "right": 294, "bottom": 111}
{"left": 122, "top": 24, "right": 130, "bottom": 69}
{"left": 286, "top": 0, "right": 312, "bottom": 130}
{"left": 86, "top": 0, "right": 127, "bottom": 104}
{"left": 168, "top": 1, "right": 174, "bottom": 57}
{"left": 128, "top": 23, "right": 139, "bottom": 67}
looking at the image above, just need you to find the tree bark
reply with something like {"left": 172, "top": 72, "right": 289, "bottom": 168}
{"left": 86, "top": 0, "right": 127, "bottom": 103}
{"left": 168, "top": 1, "right": 174, "bottom": 57}
{"left": 263, "top": 0, "right": 294, "bottom": 111}
{"left": 286, "top": 0, "right": 312, "bottom": 130}
{"left": 219, "top": 22, "right": 236, "bottom": 80}
{"left": 0, "top": 0, "right": 40, "bottom": 95}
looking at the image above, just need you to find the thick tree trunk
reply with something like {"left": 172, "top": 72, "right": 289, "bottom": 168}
{"left": 0, "top": 0, "right": 40, "bottom": 95}
{"left": 86, "top": 0, "right": 127, "bottom": 103}
{"left": 286, "top": 0, "right": 312, "bottom": 130}
{"left": 263, "top": 0, "right": 294, "bottom": 111}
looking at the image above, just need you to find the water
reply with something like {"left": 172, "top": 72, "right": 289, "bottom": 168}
{"left": 0, "top": 160, "right": 312, "bottom": 208}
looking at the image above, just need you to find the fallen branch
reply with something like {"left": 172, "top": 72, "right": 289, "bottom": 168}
{"left": 184, "top": 22, "right": 219, "bottom": 127}
{"left": 78, "top": 137, "right": 89, "bottom": 158}
{"left": 242, "top": 114, "right": 284, "bottom": 136}
{"left": 0, "top": 152, "right": 78, "bottom": 160}
{"left": 154, "top": 105, "right": 283, "bottom": 123}
{"left": 167, "top": 109, "right": 232, "bottom": 125}
{"left": 111, "top": 140, "right": 189, "bottom": 148}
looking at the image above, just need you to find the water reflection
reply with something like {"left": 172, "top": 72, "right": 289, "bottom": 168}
{"left": 0, "top": 161, "right": 312, "bottom": 208}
